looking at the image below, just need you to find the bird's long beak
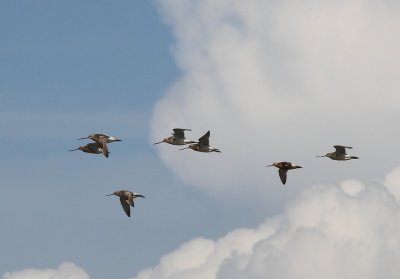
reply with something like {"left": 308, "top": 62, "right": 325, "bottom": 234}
{"left": 135, "top": 194, "right": 145, "bottom": 198}
{"left": 179, "top": 147, "right": 190, "bottom": 150}
{"left": 77, "top": 137, "right": 89, "bottom": 140}
{"left": 68, "top": 148, "right": 79, "bottom": 152}
{"left": 106, "top": 194, "right": 114, "bottom": 196}
{"left": 316, "top": 155, "right": 326, "bottom": 158}
{"left": 153, "top": 141, "right": 163, "bottom": 145}
{"left": 265, "top": 164, "right": 273, "bottom": 167}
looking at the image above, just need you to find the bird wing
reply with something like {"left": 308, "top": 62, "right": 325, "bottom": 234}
{"left": 173, "top": 128, "right": 190, "bottom": 139}
{"left": 278, "top": 169, "right": 288, "bottom": 185}
{"left": 95, "top": 139, "right": 109, "bottom": 158}
{"left": 126, "top": 192, "right": 135, "bottom": 207}
{"left": 119, "top": 197, "right": 131, "bottom": 217}
{"left": 101, "top": 142, "right": 109, "bottom": 158}
{"left": 198, "top": 131, "right": 210, "bottom": 147}
{"left": 333, "top": 145, "right": 351, "bottom": 155}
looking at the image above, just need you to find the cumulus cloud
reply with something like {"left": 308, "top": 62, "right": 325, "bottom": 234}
{"left": 132, "top": 167, "right": 400, "bottom": 279}
{"left": 151, "top": 0, "right": 400, "bottom": 199}
{"left": 3, "top": 262, "right": 90, "bottom": 279}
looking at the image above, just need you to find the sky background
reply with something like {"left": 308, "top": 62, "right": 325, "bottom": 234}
{"left": 2, "top": 1, "right": 400, "bottom": 279}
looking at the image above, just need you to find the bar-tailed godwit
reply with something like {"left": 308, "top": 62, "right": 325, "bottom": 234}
{"left": 266, "top": 162, "right": 302, "bottom": 185}
{"left": 317, "top": 145, "right": 359, "bottom": 160}
{"left": 179, "top": 131, "right": 221, "bottom": 153}
{"left": 154, "top": 128, "right": 196, "bottom": 145}
{"left": 69, "top": 143, "right": 105, "bottom": 157}
{"left": 106, "top": 190, "right": 145, "bottom": 217}
{"left": 78, "top": 133, "right": 121, "bottom": 158}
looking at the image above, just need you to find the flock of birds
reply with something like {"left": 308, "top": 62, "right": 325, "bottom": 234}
{"left": 69, "top": 129, "right": 359, "bottom": 217}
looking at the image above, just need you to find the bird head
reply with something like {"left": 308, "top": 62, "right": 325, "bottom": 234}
{"left": 106, "top": 191, "right": 119, "bottom": 196}
{"left": 153, "top": 138, "right": 168, "bottom": 145}
{"left": 78, "top": 134, "right": 95, "bottom": 140}
{"left": 68, "top": 146, "right": 83, "bottom": 152}
{"left": 316, "top": 153, "right": 330, "bottom": 158}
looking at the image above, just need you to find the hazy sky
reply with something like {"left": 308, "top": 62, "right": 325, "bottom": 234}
{"left": 3, "top": 1, "right": 400, "bottom": 279}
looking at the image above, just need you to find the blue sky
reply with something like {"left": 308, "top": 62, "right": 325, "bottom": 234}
{"left": 0, "top": 1, "right": 228, "bottom": 278}
{"left": 3, "top": 1, "right": 400, "bottom": 279}
{"left": 1, "top": 2, "right": 274, "bottom": 278}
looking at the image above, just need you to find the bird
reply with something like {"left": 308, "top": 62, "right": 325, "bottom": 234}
{"left": 78, "top": 133, "right": 121, "bottom": 158}
{"left": 69, "top": 143, "right": 104, "bottom": 156}
{"left": 78, "top": 133, "right": 122, "bottom": 143}
{"left": 266, "top": 162, "right": 302, "bottom": 185}
{"left": 179, "top": 131, "right": 221, "bottom": 153}
{"left": 153, "top": 128, "right": 196, "bottom": 145}
{"left": 317, "top": 145, "right": 359, "bottom": 161}
{"left": 106, "top": 190, "right": 145, "bottom": 217}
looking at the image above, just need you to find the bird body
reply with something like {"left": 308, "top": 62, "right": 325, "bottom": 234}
{"left": 266, "top": 161, "right": 302, "bottom": 185}
{"left": 106, "top": 190, "right": 145, "bottom": 217}
{"left": 180, "top": 131, "right": 221, "bottom": 153}
{"left": 318, "top": 145, "right": 359, "bottom": 161}
{"left": 69, "top": 143, "right": 103, "bottom": 155}
{"left": 154, "top": 128, "right": 196, "bottom": 145}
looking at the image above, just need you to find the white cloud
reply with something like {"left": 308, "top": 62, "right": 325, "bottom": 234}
{"left": 384, "top": 166, "right": 400, "bottom": 201}
{"left": 340, "top": 179, "right": 364, "bottom": 196}
{"left": 3, "top": 262, "right": 90, "bottom": 279}
{"left": 151, "top": 0, "right": 400, "bottom": 199}
{"left": 131, "top": 167, "right": 400, "bottom": 279}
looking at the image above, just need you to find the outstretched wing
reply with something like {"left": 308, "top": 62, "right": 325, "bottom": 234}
{"left": 126, "top": 192, "right": 135, "bottom": 207}
{"left": 198, "top": 131, "right": 210, "bottom": 147}
{"left": 95, "top": 139, "right": 109, "bottom": 158}
{"left": 119, "top": 197, "right": 131, "bottom": 217}
{"left": 173, "top": 128, "right": 191, "bottom": 139}
{"left": 334, "top": 145, "right": 351, "bottom": 155}
{"left": 278, "top": 169, "right": 288, "bottom": 185}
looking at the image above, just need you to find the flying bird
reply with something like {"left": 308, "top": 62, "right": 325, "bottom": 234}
{"left": 179, "top": 131, "right": 221, "bottom": 153}
{"left": 266, "top": 162, "right": 302, "bottom": 185}
{"left": 78, "top": 133, "right": 121, "bottom": 158}
{"left": 78, "top": 133, "right": 122, "bottom": 143}
{"left": 69, "top": 143, "right": 104, "bottom": 156}
{"left": 106, "top": 190, "right": 145, "bottom": 217}
{"left": 153, "top": 128, "right": 196, "bottom": 145}
{"left": 317, "top": 145, "right": 359, "bottom": 161}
